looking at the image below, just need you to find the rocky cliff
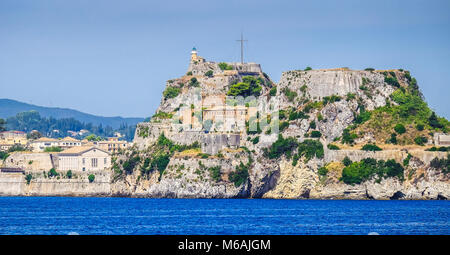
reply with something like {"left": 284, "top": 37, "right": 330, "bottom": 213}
{"left": 108, "top": 57, "right": 450, "bottom": 200}
{"left": 2, "top": 58, "right": 449, "bottom": 199}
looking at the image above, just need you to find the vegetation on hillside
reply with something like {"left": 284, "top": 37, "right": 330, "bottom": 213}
{"left": 163, "top": 86, "right": 181, "bottom": 99}
{"left": 118, "top": 134, "right": 201, "bottom": 180}
{"left": 429, "top": 155, "right": 450, "bottom": 174}
{"left": 227, "top": 76, "right": 263, "bottom": 97}
{"left": 345, "top": 71, "right": 449, "bottom": 145}
{"left": 218, "top": 62, "right": 233, "bottom": 70}
{"left": 263, "top": 134, "right": 324, "bottom": 163}
{"left": 229, "top": 161, "right": 250, "bottom": 187}
{"left": 340, "top": 158, "right": 404, "bottom": 185}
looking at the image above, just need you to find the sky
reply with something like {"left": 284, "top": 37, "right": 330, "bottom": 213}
{"left": 0, "top": 0, "right": 449, "bottom": 119}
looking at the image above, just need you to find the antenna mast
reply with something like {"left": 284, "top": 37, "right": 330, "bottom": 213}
{"left": 236, "top": 33, "right": 247, "bottom": 64}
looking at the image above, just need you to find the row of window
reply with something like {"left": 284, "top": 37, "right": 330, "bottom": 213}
{"left": 82, "top": 158, "right": 107, "bottom": 166}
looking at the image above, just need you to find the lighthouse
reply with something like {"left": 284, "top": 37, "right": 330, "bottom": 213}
{"left": 190, "top": 47, "right": 204, "bottom": 63}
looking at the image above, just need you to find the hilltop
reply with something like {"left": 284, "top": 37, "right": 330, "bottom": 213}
{"left": 2, "top": 50, "right": 448, "bottom": 199}
{"left": 0, "top": 99, "right": 143, "bottom": 129}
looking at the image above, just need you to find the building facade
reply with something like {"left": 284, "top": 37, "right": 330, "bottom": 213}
{"left": 0, "top": 131, "right": 28, "bottom": 151}
{"left": 87, "top": 137, "right": 128, "bottom": 153}
{"left": 56, "top": 146, "right": 111, "bottom": 172}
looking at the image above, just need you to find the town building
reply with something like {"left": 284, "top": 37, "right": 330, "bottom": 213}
{"left": 87, "top": 137, "right": 129, "bottom": 153}
{"left": 30, "top": 137, "right": 83, "bottom": 152}
{"left": 56, "top": 146, "right": 111, "bottom": 172}
{"left": 58, "top": 137, "right": 82, "bottom": 150}
{"left": 30, "top": 137, "right": 60, "bottom": 151}
{"left": 0, "top": 131, "right": 28, "bottom": 151}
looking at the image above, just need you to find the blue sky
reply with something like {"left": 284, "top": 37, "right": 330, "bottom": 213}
{"left": 1, "top": 0, "right": 449, "bottom": 118}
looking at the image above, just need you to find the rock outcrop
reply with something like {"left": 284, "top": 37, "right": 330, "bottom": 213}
{"left": 2, "top": 55, "right": 448, "bottom": 199}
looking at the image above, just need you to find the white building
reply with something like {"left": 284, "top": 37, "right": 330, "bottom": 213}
{"left": 30, "top": 137, "right": 60, "bottom": 151}
{"left": 56, "top": 146, "right": 111, "bottom": 172}
{"left": 31, "top": 136, "right": 83, "bottom": 152}
{"left": 434, "top": 133, "right": 450, "bottom": 146}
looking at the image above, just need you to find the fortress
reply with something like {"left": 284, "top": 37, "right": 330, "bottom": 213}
{"left": 187, "top": 47, "right": 263, "bottom": 76}
{"left": 1, "top": 47, "right": 448, "bottom": 200}
{"left": 135, "top": 47, "right": 270, "bottom": 153}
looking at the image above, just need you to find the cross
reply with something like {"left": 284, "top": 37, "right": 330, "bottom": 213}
{"left": 236, "top": 33, "right": 247, "bottom": 64}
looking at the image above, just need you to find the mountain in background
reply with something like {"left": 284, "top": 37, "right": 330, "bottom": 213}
{"left": 0, "top": 99, "right": 144, "bottom": 129}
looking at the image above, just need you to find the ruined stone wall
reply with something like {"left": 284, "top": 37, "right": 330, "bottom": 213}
{"left": 324, "top": 148, "right": 448, "bottom": 164}
{"left": 2, "top": 152, "right": 55, "bottom": 171}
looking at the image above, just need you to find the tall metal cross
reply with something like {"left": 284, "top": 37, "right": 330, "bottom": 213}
{"left": 236, "top": 33, "right": 247, "bottom": 64}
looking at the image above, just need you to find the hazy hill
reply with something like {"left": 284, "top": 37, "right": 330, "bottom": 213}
{"left": 0, "top": 99, "right": 143, "bottom": 128}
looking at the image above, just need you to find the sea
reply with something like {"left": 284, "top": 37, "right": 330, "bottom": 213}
{"left": 0, "top": 197, "right": 448, "bottom": 235}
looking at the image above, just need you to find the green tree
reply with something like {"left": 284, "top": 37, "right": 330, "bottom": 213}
{"left": 414, "top": 136, "right": 428, "bottom": 146}
{"left": 229, "top": 162, "right": 249, "bottom": 187}
{"left": 66, "top": 170, "right": 73, "bottom": 179}
{"left": 388, "top": 133, "right": 397, "bottom": 144}
{"left": 25, "top": 174, "right": 32, "bottom": 185}
{"left": 208, "top": 166, "right": 221, "bottom": 182}
{"left": 342, "top": 156, "right": 352, "bottom": 166}
{"left": 282, "top": 87, "right": 297, "bottom": 102}
{"left": 263, "top": 134, "right": 298, "bottom": 159}
{"left": 189, "top": 77, "right": 200, "bottom": 87}
{"left": 361, "top": 144, "right": 382, "bottom": 151}
{"left": 163, "top": 86, "right": 181, "bottom": 99}
{"left": 48, "top": 168, "right": 58, "bottom": 178}
{"left": 394, "top": 124, "right": 406, "bottom": 134}
{"left": 44, "top": 146, "right": 62, "bottom": 152}
{"left": 428, "top": 112, "right": 443, "bottom": 129}
{"left": 269, "top": 86, "right": 277, "bottom": 96}
{"left": 204, "top": 70, "right": 213, "bottom": 77}
{"left": 0, "top": 151, "right": 9, "bottom": 161}
{"left": 318, "top": 167, "right": 328, "bottom": 176}
{"left": 310, "top": 130, "right": 321, "bottom": 138}
{"left": 88, "top": 174, "right": 95, "bottom": 183}
{"left": 0, "top": 118, "right": 5, "bottom": 131}
{"left": 297, "top": 139, "right": 324, "bottom": 162}
{"left": 218, "top": 62, "right": 233, "bottom": 70}
{"left": 227, "top": 76, "right": 262, "bottom": 97}
{"left": 327, "top": 144, "right": 340, "bottom": 150}
{"left": 340, "top": 158, "right": 404, "bottom": 185}
{"left": 85, "top": 134, "right": 96, "bottom": 141}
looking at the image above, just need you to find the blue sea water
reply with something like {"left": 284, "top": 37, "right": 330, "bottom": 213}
{"left": 0, "top": 197, "right": 448, "bottom": 235}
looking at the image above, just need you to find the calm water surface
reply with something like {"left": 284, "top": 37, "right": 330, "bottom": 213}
{"left": 0, "top": 197, "right": 448, "bottom": 235}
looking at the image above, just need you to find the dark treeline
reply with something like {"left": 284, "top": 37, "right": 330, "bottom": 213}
{"left": 4, "top": 111, "right": 136, "bottom": 141}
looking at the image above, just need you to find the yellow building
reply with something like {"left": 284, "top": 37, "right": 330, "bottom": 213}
{"left": 0, "top": 131, "right": 28, "bottom": 150}
{"left": 87, "top": 137, "right": 129, "bottom": 154}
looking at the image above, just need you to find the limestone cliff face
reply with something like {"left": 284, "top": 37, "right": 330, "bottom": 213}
{"left": 263, "top": 151, "right": 449, "bottom": 200}
{"left": 123, "top": 64, "right": 449, "bottom": 200}
{"left": 3, "top": 62, "right": 447, "bottom": 199}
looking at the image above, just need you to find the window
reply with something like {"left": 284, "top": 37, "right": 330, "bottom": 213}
{"left": 91, "top": 158, "right": 98, "bottom": 168}
{"left": 82, "top": 158, "right": 85, "bottom": 165}
{"left": 104, "top": 158, "right": 107, "bottom": 164}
